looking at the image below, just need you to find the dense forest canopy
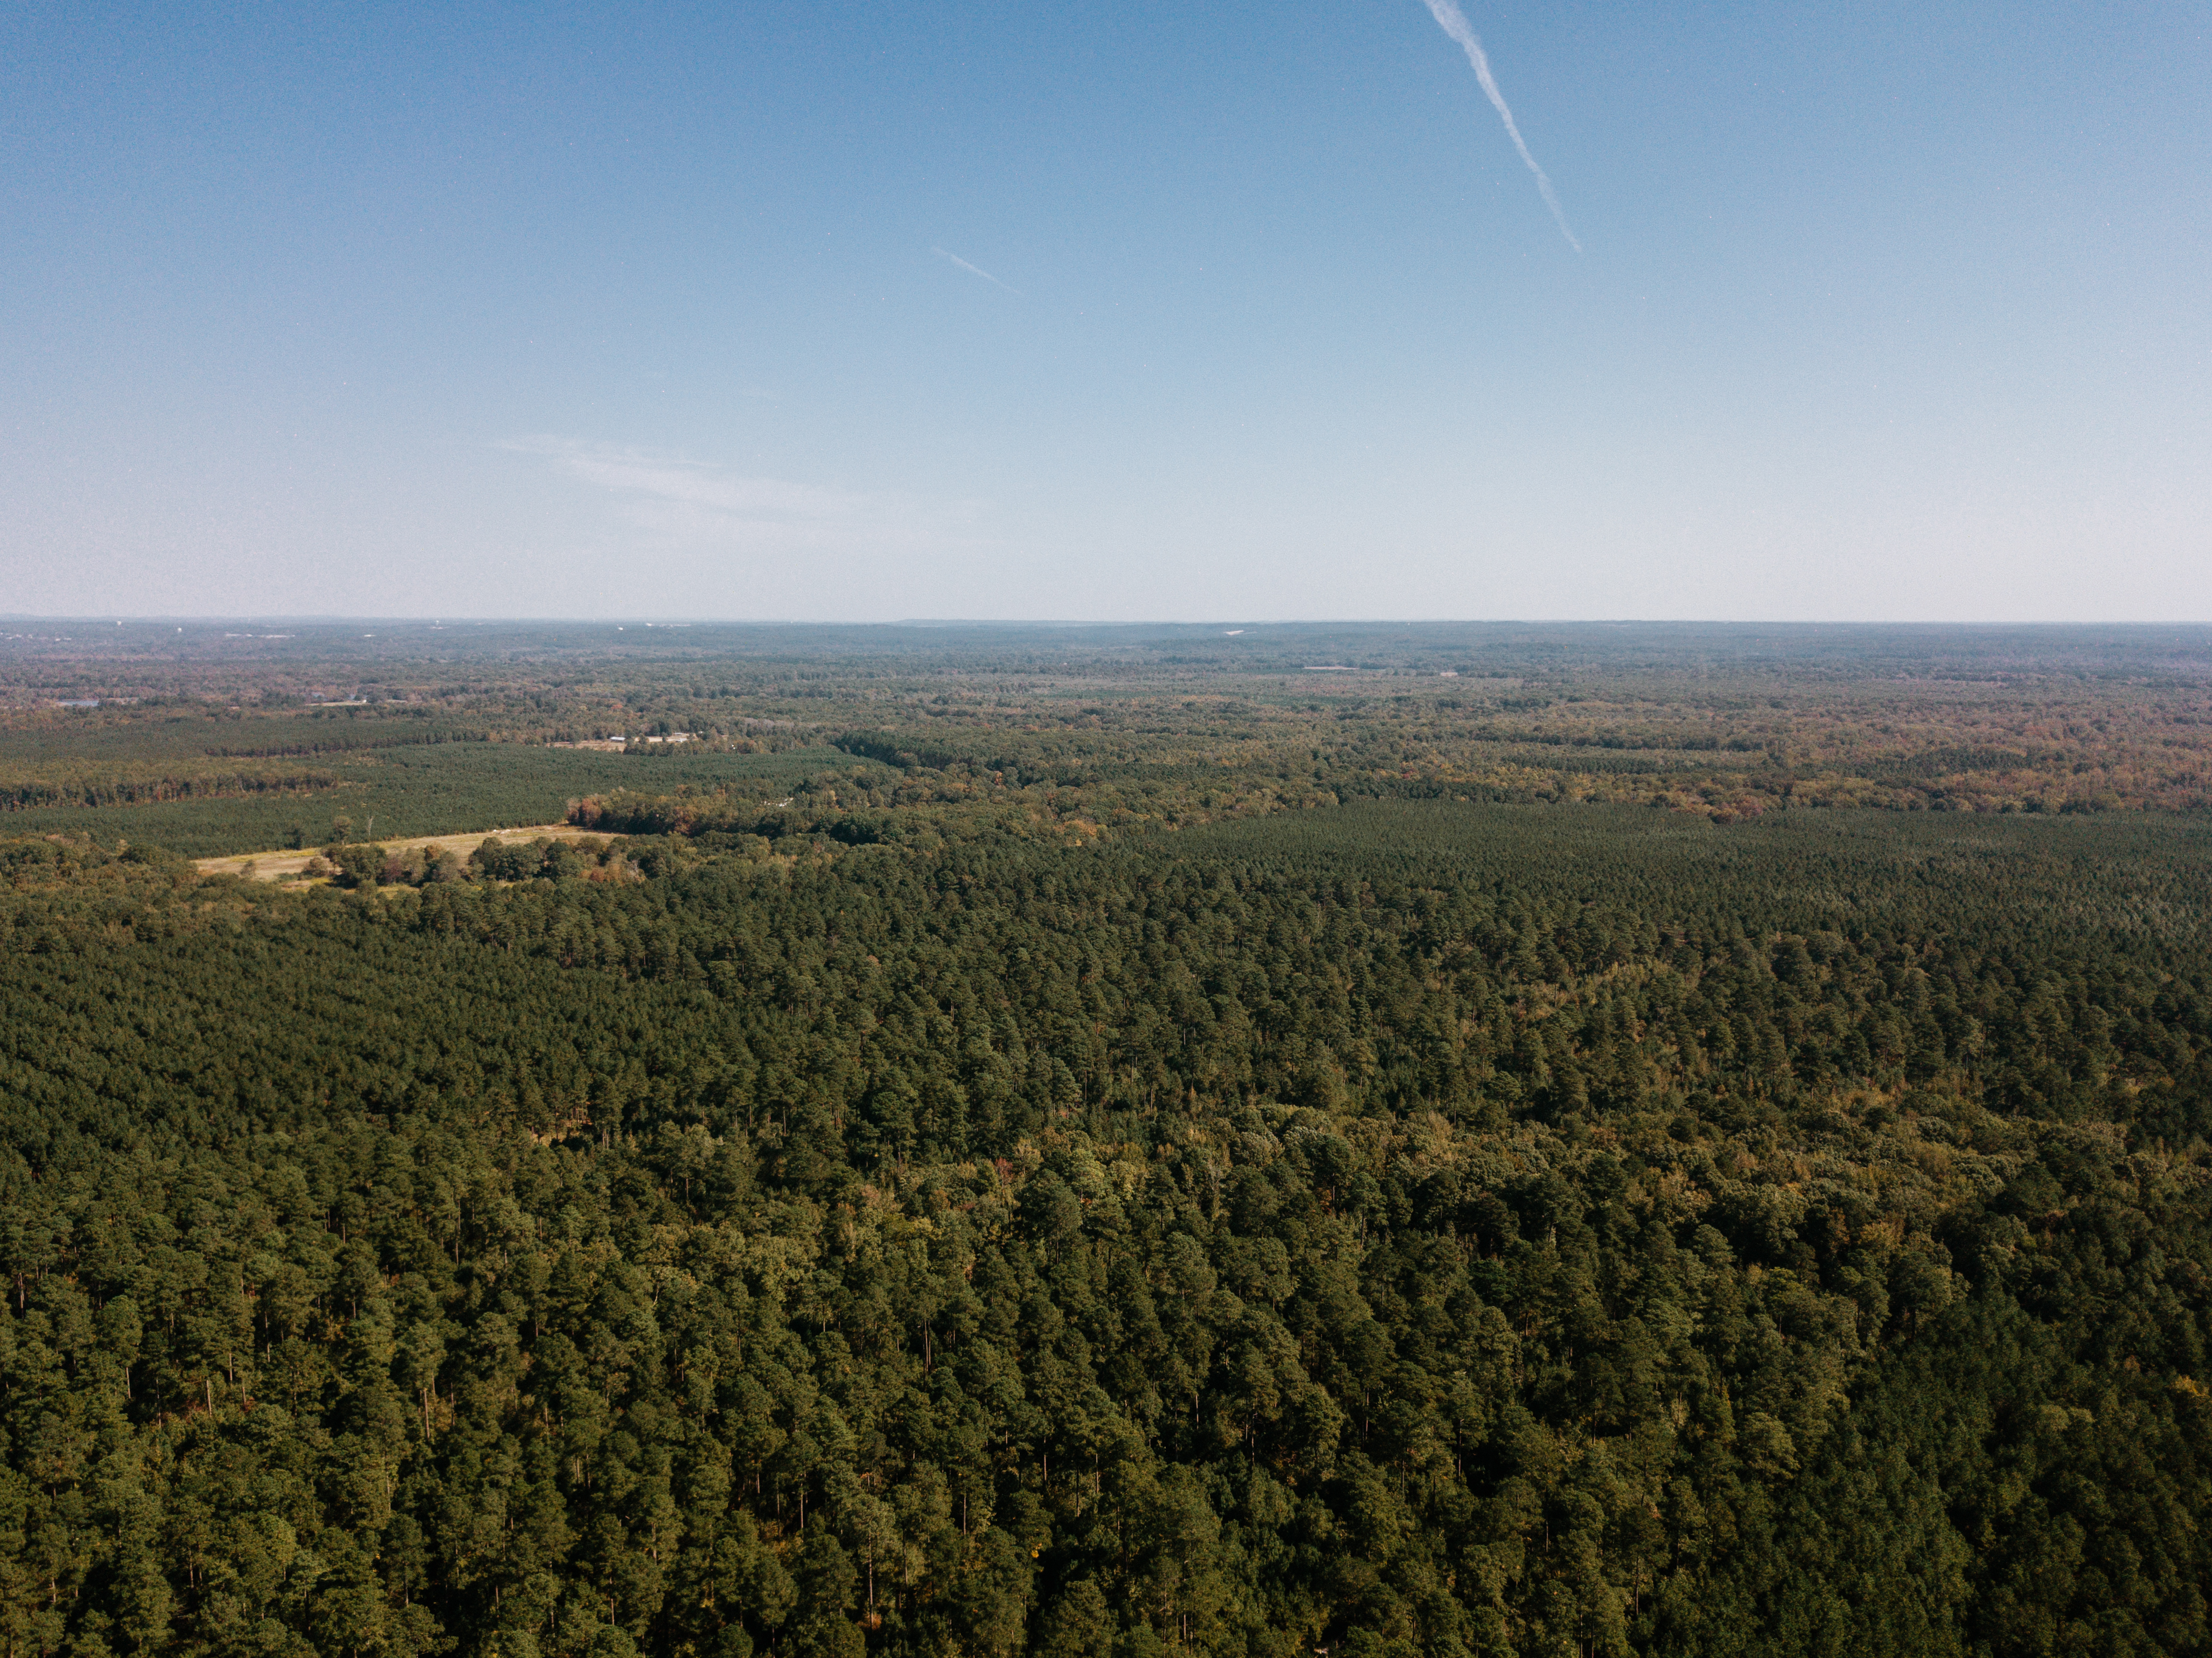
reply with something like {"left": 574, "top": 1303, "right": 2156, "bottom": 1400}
{"left": 0, "top": 624, "right": 2207, "bottom": 1658}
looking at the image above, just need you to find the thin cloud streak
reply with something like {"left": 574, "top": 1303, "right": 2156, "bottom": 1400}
{"left": 932, "top": 246, "right": 1024, "bottom": 296}
{"left": 498, "top": 438, "right": 862, "bottom": 520}
{"left": 497, "top": 436, "right": 989, "bottom": 557}
{"left": 1414, "top": 0, "right": 1580, "bottom": 251}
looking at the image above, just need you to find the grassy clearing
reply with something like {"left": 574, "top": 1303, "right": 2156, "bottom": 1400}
{"left": 194, "top": 823, "right": 604, "bottom": 881}
{"left": 0, "top": 743, "right": 887, "bottom": 857}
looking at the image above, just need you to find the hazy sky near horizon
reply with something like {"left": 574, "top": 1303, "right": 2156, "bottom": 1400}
{"left": 3, "top": 2, "right": 2206, "bottom": 621}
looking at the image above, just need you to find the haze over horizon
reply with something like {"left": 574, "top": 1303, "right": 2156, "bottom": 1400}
{"left": 4, "top": 2, "right": 2206, "bottom": 623}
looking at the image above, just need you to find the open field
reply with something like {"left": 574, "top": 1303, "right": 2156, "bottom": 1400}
{"left": 193, "top": 821, "right": 601, "bottom": 880}
{"left": 0, "top": 740, "right": 888, "bottom": 857}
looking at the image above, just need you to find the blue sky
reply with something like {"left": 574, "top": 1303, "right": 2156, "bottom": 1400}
{"left": 3, "top": 1, "right": 2205, "bottom": 620}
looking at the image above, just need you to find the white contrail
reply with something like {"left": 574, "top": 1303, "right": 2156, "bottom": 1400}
{"left": 932, "top": 246, "right": 1024, "bottom": 296}
{"left": 1415, "top": 0, "right": 1580, "bottom": 251}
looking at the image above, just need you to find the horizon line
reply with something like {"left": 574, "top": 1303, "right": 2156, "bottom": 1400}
{"left": 3, "top": 615, "right": 2210, "bottom": 630}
